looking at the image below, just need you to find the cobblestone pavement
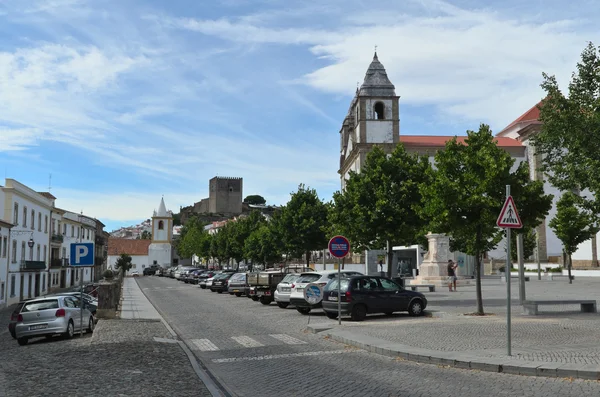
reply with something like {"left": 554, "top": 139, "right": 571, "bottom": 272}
{"left": 138, "top": 276, "right": 600, "bottom": 397}
{"left": 0, "top": 304, "right": 210, "bottom": 397}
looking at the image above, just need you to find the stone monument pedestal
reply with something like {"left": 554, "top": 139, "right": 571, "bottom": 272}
{"left": 412, "top": 233, "right": 471, "bottom": 287}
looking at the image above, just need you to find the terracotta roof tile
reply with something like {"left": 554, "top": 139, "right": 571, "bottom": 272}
{"left": 400, "top": 135, "right": 523, "bottom": 148}
{"left": 497, "top": 101, "right": 542, "bottom": 135}
{"left": 108, "top": 238, "right": 152, "bottom": 256}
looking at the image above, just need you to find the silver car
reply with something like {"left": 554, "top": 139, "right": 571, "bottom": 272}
{"left": 14, "top": 295, "right": 95, "bottom": 346}
{"left": 274, "top": 273, "right": 301, "bottom": 309}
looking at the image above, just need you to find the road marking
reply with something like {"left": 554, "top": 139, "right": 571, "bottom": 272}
{"left": 212, "top": 349, "right": 356, "bottom": 363}
{"left": 192, "top": 339, "right": 220, "bottom": 351}
{"left": 232, "top": 336, "right": 264, "bottom": 348}
{"left": 269, "top": 334, "right": 307, "bottom": 345}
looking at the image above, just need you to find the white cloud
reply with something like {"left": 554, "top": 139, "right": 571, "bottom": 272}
{"left": 0, "top": 128, "right": 43, "bottom": 151}
{"left": 176, "top": 0, "right": 598, "bottom": 129}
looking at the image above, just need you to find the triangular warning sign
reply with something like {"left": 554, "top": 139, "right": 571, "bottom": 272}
{"left": 497, "top": 196, "right": 523, "bottom": 228}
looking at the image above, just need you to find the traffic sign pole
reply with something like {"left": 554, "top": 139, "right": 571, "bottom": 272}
{"left": 328, "top": 236, "right": 350, "bottom": 325}
{"left": 505, "top": 185, "right": 512, "bottom": 356}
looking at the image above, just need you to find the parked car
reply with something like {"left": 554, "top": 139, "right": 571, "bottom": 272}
{"left": 274, "top": 273, "right": 301, "bottom": 308}
{"left": 210, "top": 273, "right": 235, "bottom": 293}
{"left": 130, "top": 271, "right": 139, "bottom": 277}
{"left": 14, "top": 296, "right": 95, "bottom": 345}
{"left": 289, "top": 270, "right": 363, "bottom": 314}
{"left": 198, "top": 272, "right": 217, "bottom": 289}
{"left": 322, "top": 275, "right": 427, "bottom": 321}
{"left": 143, "top": 267, "right": 156, "bottom": 276}
{"left": 188, "top": 270, "right": 205, "bottom": 285}
{"left": 8, "top": 300, "right": 31, "bottom": 339}
{"left": 227, "top": 273, "right": 249, "bottom": 296}
{"left": 175, "top": 266, "right": 196, "bottom": 280}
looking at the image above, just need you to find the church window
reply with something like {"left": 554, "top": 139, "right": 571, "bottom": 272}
{"left": 158, "top": 220, "right": 164, "bottom": 230}
{"left": 374, "top": 102, "right": 385, "bottom": 120}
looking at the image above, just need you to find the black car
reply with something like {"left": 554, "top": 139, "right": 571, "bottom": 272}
{"left": 143, "top": 267, "right": 156, "bottom": 276}
{"left": 227, "top": 273, "right": 248, "bottom": 296}
{"left": 322, "top": 275, "right": 427, "bottom": 321}
{"left": 210, "top": 273, "right": 235, "bottom": 293}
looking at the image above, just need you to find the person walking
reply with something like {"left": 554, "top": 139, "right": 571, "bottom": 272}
{"left": 447, "top": 260, "right": 458, "bottom": 292}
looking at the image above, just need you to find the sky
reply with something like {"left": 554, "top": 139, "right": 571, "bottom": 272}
{"left": 0, "top": 0, "right": 598, "bottom": 232}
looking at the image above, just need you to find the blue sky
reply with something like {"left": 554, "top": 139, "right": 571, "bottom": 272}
{"left": 0, "top": 0, "right": 598, "bottom": 232}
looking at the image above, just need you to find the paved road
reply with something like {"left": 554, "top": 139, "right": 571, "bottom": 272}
{"left": 138, "top": 276, "right": 600, "bottom": 397}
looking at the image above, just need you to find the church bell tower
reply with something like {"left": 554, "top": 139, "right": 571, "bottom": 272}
{"left": 148, "top": 197, "right": 173, "bottom": 267}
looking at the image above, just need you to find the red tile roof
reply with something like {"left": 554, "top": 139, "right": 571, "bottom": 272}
{"left": 108, "top": 238, "right": 152, "bottom": 256}
{"left": 400, "top": 135, "right": 523, "bottom": 148}
{"left": 497, "top": 101, "right": 542, "bottom": 135}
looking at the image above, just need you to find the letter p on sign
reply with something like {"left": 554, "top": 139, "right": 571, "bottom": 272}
{"left": 70, "top": 243, "right": 95, "bottom": 266}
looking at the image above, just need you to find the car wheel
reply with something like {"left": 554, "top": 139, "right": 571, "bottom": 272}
{"left": 229, "top": 292, "right": 234, "bottom": 295}
{"left": 17, "top": 337, "right": 28, "bottom": 346}
{"left": 64, "top": 320, "right": 75, "bottom": 339}
{"left": 235, "top": 293, "right": 243, "bottom": 297}
{"left": 326, "top": 312, "right": 338, "bottom": 320}
{"left": 296, "top": 307, "right": 311, "bottom": 315}
{"left": 251, "top": 296, "right": 259, "bottom": 301}
{"left": 259, "top": 296, "right": 271, "bottom": 305}
{"left": 351, "top": 304, "right": 367, "bottom": 321}
{"left": 276, "top": 302, "right": 289, "bottom": 309}
{"left": 217, "top": 290, "right": 223, "bottom": 294}
{"left": 408, "top": 299, "right": 424, "bottom": 316}
{"left": 385, "top": 312, "right": 394, "bottom": 316}
{"left": 45, "top": 335, "right": 53, "bottom": 340}
{"left": 87, "top": 317, "right": 95, "bottom": 333}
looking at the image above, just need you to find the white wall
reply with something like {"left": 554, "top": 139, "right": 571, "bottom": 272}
{"left": 107, "top": 254, "right": 149, "bottom": 272}
{"left": 149, "top": 243, "right": 171, "bottom": 267}
{"left": 365, "top": 121, "right": 394, "bottom": 143}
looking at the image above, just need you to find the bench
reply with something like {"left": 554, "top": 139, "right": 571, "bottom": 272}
{"left": 407, "top": 284, "right": 436, "bottom": 292}
{"left": 547, "top": 274, "right": 575, "bottom": 281}
{"left": 522, "top": 300, "right": 597, "bottom": 315}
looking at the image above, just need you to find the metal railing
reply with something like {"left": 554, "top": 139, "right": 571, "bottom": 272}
{"left": 20, "top": 260, "right": 46, "bottom": 270}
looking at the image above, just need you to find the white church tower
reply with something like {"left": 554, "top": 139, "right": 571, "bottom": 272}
{"left": 148, "top": 197, "right": 173, "bottom": 268}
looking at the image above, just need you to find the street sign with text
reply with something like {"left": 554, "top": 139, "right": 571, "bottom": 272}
{"left": 70, "top": 243, "right": 95, "bottom": 266}
{"left": 497, "top": 196, "right": 523, "bottom": 228}
{"left": 328, "top": 235, "right": 350, "bottom": 259}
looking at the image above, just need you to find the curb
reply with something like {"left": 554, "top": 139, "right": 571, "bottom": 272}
{"left": 306, "top": 324, "right": 600, "bottom": 381}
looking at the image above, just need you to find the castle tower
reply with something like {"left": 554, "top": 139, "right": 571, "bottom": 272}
{"left": 338, "top": 52, "right": 400, "bottom": 189}
{"left": 148, "top": 197, "right": 173, "bottom": 267}
{"left": 208, "top": 177, "right": 243, "bottom": 214}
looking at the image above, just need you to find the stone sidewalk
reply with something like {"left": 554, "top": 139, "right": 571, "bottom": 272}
{"left": 120, "top": 276, "right": 163, "bottom": 320}
{"left": 307, "top": 277, "right": 600, "bottom": 381}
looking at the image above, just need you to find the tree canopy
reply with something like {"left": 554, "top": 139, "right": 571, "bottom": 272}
{"left": 278, "top": 184, "right": 329, "bottom": 267}
{"left": 244, "top": 195, "right": 267, "bottom": 205}
{"left": 535, "top": 42, "right": 600, "bottom": 211}
{"left": 330, "top": 144, "right": 431, "bottom": 276}
{"left": 115, "top": 253, "right": 133, "bottom": 273}
{"left": 421, "top": 124, "right": 552, "bottom": 314}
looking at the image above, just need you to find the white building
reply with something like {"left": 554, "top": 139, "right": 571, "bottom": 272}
{"left": 107, "top": 238, "right": 151, "bottom": 273}
{"left": 148, "top": 198, "right": 173, "bottom": 268}
{"left": 0, "top": 219, "right": 13, "bottom": 309}
{"left": 1, "top": 179, "right": 54, "bottom": 305}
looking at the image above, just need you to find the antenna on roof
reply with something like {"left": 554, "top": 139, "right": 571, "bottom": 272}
{"left": 49, "top": 173, "right": 52, "bottom": 191}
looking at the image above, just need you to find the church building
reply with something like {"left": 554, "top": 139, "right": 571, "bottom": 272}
{"left": 338, "top": 52, "right": 596, "bottom": 275}
{"left": 148, "top": 197, "right": 173, "bottom": 268}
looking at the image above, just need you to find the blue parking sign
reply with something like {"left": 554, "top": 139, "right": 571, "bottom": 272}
{"left": 70, "top": 243, "right": 94, "bottom": 266}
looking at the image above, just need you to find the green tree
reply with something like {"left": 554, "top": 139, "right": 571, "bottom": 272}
{"left": 549, "top": 192, "right": 599, "bottom": 283}
{"left": 140, "top": 230, "right": 152, "bottom": 240}
{"left": 244, "top": 195, "right": 267, "bottom": 205}
{"left": 228, "top": 211, "right": 266, "bottom": 268}
{"left": 421, "top": 124, "right": 552, "bottom": 315}
{"left": 510, "top": 228, "right": 536, "bottom": 262}
{"left": 115, "top": 253, "right": 133, "bottom": 274}
{"left": 172, "top": 212, "right": 182, "bottom": 226}
{"left": 245, "top": 224, "right": 282, "bottom": 268}
{"left": 330, "top": 144, "right": 432, "bottom": 276}
{"left": 279, "top": 184, "right": 329, "bottom": 268}
{"left": 535, "top": 42, "right": 600, "bottom": 211}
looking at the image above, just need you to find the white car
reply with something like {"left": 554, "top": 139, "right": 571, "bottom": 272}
{"left": 289, "top": 270, "right": 363, "bottom": 315}
{"left": 274, "top": 273, "right": 301, "bottom": 309}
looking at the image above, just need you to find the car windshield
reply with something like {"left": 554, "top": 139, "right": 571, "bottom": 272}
{"left": 281, "top": 274, "right": 300, "bottom": 283}
{"left": 328, "top": 271, "right": 362, "bottom": 279}
{"left": 325, "top": 279, "right": 350, "bottom": 292}
{"left": 22, "top": 299, "right": 59, "bottom": 312}
{"left": 295, "top": 274, "right": 321, "bottom": 283}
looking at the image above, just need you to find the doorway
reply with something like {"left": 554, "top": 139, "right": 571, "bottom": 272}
{"left": 34, "top": 273, "right": 40, "bottom": 297}
{"left": 60, "top": 270, "right": 66, "bottom": 288}
{"left": 19, "top": 275, "right": 24, "bottom": 301}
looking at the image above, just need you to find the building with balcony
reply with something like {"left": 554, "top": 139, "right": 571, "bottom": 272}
{"left": 1, "top": 179, "right": 53, "bottom": 305}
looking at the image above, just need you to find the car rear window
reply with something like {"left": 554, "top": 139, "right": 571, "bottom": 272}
{"left": 282, "top": 274, "right": 300, "bottom": 283}
{"left": 22, "top": 300, "right": 59, "bottom": 312}
{"left": 325, "top": 279, "right": 350, "bottom": 292}
{"left": 296, "top": 274, "right": 321, "bottom": 283}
